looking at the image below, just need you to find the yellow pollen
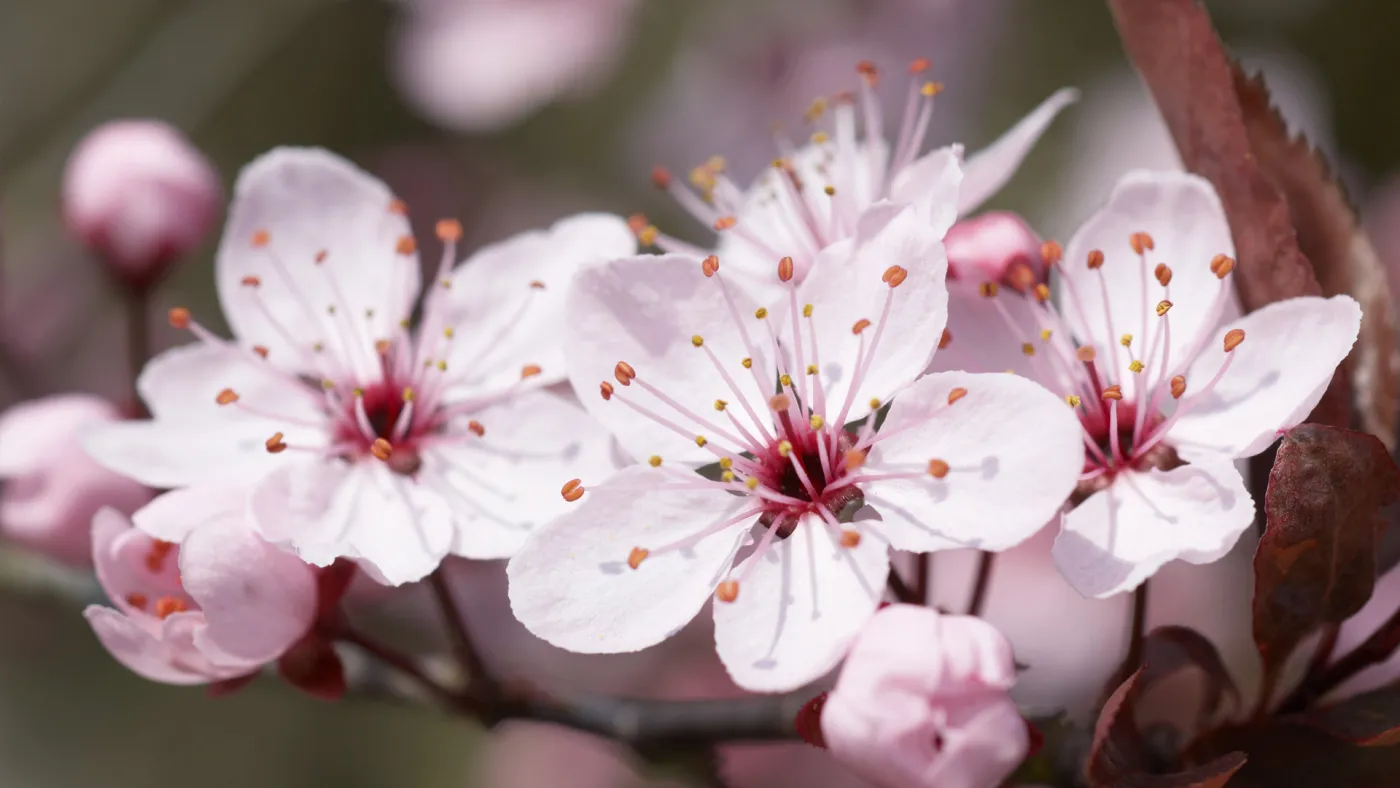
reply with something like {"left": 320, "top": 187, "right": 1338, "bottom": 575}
{"left": 979, "top": 282, "right": 999, "bottom": 298}
{"left": 754, "top": 307, "right": 768, "bottom": 320}
{"left": 1156, "top": 300, "right": 1173, "bottom": 316}
{"left": 321, "top": 379, "right": 336, "bottom": 390}
{"left": 806, "top": 364, "right": 818, "bottom": 375}
{"left": 741, "top": 357, "right": 753, "bottom": 369}
{"left": 823, "top": 185, "right": 835, "bottom": 196}
{"left": 436, "top": 360, "right": 447, "bottom": 371}
{"left": 780, "top": 374, "right": 793, "bottom": 387}
{"left": 1066, "top": 394, "right": 1082, "bottom": 407}
{"left": 313, "top": 342, "right": 324, "bottom": 353}
{"left": 648, "top": 455, "right": 662, "bottom": 467}
{"left": 778, "top": 440, "right": 793, "bottom": 457}
{"left": 1040, "top": 328, "right": 1053, "bottom": 341}
{"left": 811, "top": 132, "right": 831, "bottom": 145}
{"left": 714, "top": 399, "right": 728, "bottom": 411}
{"left": 719, "top": 458, "right": 733, "bottom": 470}
{"left": 443, "top": 327, "right": 455, "bottom": 339}
{"left": 1129, "top": 360, "right": 1145, "bottom": 373}
{"left": 637, "top": 226, "right": 659, "bottom": 247}
{"left": 1034, "top": 283, "right": 1051, "bottom": 302}
{"left": 1021, "top": 343, "right": 1035, "bottom": 357}
{"left": 722, "top": 470, "right": 736, "bottom": 483}
{"left": 921, "top": 82, "right": 943, "bottom": 97}
{"left": 1120, "top": 334, "right": 1133, "bottom": 348}
{"left": 810, "top": 414, "right": 825, "bottom": 429}
{"left": 745, "top": 477, "right": 759, "bottom": 490}
{"left": 691, "top": 335, "right": 705, "bottom": 347}
{"left": 803, "top": 304, "right": 813, "bottom": 317}
{"left": 402, "top": 387, "right": 416, "bottom": 401}
{"left": 869, "top": 397, "right": 881, "bottom": 409}
{"left": 695, "top": 435, "right": 708, "bottom": 447}
{"left": 353, "top": 387, "right": 366, "bottom": 398}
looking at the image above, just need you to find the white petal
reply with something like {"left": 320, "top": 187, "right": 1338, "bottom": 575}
{"left": 507, "top": 465, "right": 751, "bottom": 653}
{"left": 248, "top": 459, "right": 454, "bottom": 586}
{"left": 1053, "top": 462, "right": 1254, "bottom": 598}
{"left": 888, "top": 144, "right": 964, "bottom": 238}
{"left": 928, "top": 280, "right": 1046, "bottom": 381}
{"left": 83, "top": 606, "right": 212, "bottom": 685}
{"left": 440, "top": 213, "right": 635, "bottom": 397}
{"left": 794, "top": 204, "right": 948, "bottom": 425}
{"left": 132, "top": 483, "right": 248, "bottom": 543}
{"left": 958, "top": 88, "right": 1079, "bottom": 216}
{"left": 1062, "top": 170, "right": 1238, "bottom": 388}
{"left": 1167, "top": 295, "right": 1362, "bottom": 461}
{"left": 865, "top": 371, "right": 1083, "bottom": 552}
{"left": 564, "top": 253, "right": 771, "bottom": 464}
{"left": 0, "top": 394, "right": 120, "bottom": 476}
{"left": 84, "top": 420, "right": 303, "bottom": 489}
{"left": 423, "top": 389, "right": 615, "bottom": 560}
{"left": 713, "top": 520, "right": 889, "bottom": 692}
{"left": 215, "top": 148, "right": 418, "bottom": 375}
{"left": 135, "top": 342, "right": 324, "bottom": 422}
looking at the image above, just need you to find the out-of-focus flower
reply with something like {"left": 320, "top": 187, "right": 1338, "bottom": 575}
{"left": 391, "top": 0, "right": 637, "bottom": 133}
{"left": 821, "top": 604, "right": 1029, "bottom": 788}
{"left": 0, "top": 394, "right": 150, "bottom": 565}
{"left": 643, "top": 59, "right": 1075, "bottom": 303}
{"left": 83, "top": 498, "right": 316, "bottom": 685}
{"left": 85, "top": 148, "right": 628, "bottom": 585}
{"left": 961, "top": 170, "right": 1360, "bottom": 598}
{"left": 62, "top": 120, "right": 221, "bottom": 287}
{"left": 508, "top": 205, "right": 1083, "bottom": 692}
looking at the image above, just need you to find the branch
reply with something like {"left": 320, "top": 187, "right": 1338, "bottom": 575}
{"left": 1277, "top": 606, "right": 1400, "bottom": 714}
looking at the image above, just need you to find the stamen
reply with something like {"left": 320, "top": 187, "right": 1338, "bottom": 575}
{"left": 927, "top": 459, "right": 950, "bottom": 478}
{"left": 716, "top": 579, "right": 740, "bottom": 603}
{"left": 628, "top": 547, "right": 649, "bottom": 570}
{"left": 1155, "top": 264, "right": 1173, "bottom": 287}
{"left": 1224, "top": 328, "right": 1246, "bottom": 352}
{"left": 370, "top": 438, "right": 393, "bottom": 462}
{"left": 1170, "top": 376, "right": 1186, "bottom": 399}
{"left": 265, "top": 432, "right": 287, "bottom": 453}
{"left": 561, "top": 479, "right": 585, "bottom": 502}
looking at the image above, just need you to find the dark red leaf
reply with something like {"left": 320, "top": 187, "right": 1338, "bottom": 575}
{"left": 1254, "top": 425, "right": 1400, "bottom": 680}
{"left": 314, "top": 559, "right": 359, "bottom": 620}
{"left": 1297, "top": 684, "right": 1400, "bottom": 747}
{"left": 1190, "top": 720, "right": 1400, "bottom": 787}
{"left": 794, "top": 692, "right": 827, "bottom": 749}
{"left": 277, "top": 635, "right": 346, "bottom": 701}
{"left": 1142, "top": 626, "right": 1241, "bottom": 731}
{"left": 1087, "top": 669, "right": 1246, "bottom": 788}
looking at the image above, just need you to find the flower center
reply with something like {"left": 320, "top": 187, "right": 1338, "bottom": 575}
{"left": 752, "top": 427, "right": 867, "bottom": 537}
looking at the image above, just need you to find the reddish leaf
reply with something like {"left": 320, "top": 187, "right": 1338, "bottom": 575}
{"left": 206, "top": 672, "right": 257, "bottom": 699}
{"left": 314, "top": 559, "right": 359, "bottom": 620}
{"left": 1087, "top": 670, "right": 1246, "bottom": 788}
{"left": 1142, "top": 626, "right": 1241, "bottom": 730}
{"left": 794, "top": 691, "right": 827, "bottom": 749}
{"left": 1190, "top": 720, "right": 1400, "bottom": 787}
{"left": 278, "top": 635, "right": 346, "bottom": 701}
{"left": 1254, "top": 425, "right": 1400, "bottom": 679}
{"left": 1298, "top": 684, "right": 1400, "bottom": 747}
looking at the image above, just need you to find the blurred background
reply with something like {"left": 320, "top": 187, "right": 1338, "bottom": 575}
{"left": 0, "top": 0, "right": 1398, "bottom": 785}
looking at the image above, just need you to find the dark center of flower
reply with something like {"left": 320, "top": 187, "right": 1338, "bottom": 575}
{"left": 1073, "top": 402, "right": 1183, "bottom": 504}
{"left": 754, "top": 428, "right": 866, "bottom": 537}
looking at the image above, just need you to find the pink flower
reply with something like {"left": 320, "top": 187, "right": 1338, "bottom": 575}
{"left": 391, "top": 0, "right": 637, "bottom": 132}
{"left": 822, "top": 604, "right": 1029, "bottom": 788}
{"left": 508, "top": 203, "right": 1084, "bottom": 692}
{"left": 644, "top": 60, "right": 1076, "bottom": 302}
{"left": 0, "top": 395, "right": 150, "bottom": 566}
{"left": 62, "top": 120, "right": 222, "bottom": 286}
{"left": 85, "top": 148, "right": 628, "bottom": 585}
{"left": 83, "top": 494, "right": 317, "bottom": 685}
{"left": 953, "top": 170, "right": 1362, "bottom": 598}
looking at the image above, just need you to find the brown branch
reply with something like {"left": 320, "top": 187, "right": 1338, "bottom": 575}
{"left": 966, "top": 551, "right": 996, "bottom": 617}
{"left": 1277, "top": 606, "right": 1400, "bottom": 714}
{"left": 887, "top": 566, "right": 921, "bottom": 604}
{"left": 426, "top": 567, "right": 497, "bottom": 698}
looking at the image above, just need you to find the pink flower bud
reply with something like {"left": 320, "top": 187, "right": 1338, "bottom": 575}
{"left": 62, "top": 120, "right": 222, "bottom": 286}
{"left": 821, "top": 605, "right": 1030, "bottom": 788}
{"left": 944, "top": 211, "right": 1043, "bottom": 287}
{"left": 0, "top": 395, "right": 150, "bottom": 565}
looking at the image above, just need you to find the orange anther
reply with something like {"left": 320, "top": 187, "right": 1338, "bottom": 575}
{"left": 851, "top": 318, "right": 872, "bottom": 335}
{"left": 561, "top": 479, "right": 585, "bottom": 502}
{"left": 241, "top": 275, "right": 261, "bottom": 288}
{"left": 125, "top": 593, "right": 148, "bottom": 611}
{"left": 844, "top": 449, "right": 868, "bottom": 471}
{"left": 1211, "top": 254, "right": 1236, "bottom": 279}
{"left": 1033, "top": 283, "right": 1051, "bottom": 302}
{"left": 947, "top": 387, "right": 968, "bottom": 405}
{"left": 315, "top": 249, "right": 328, "bottom": 264}
{"left": 716, "top": 580, "right": 740, "bottom": 603}
{"left": 395, "top": 236, "right": 417, "bottom": 255}
{"left": 927, "top": 459, "right": 950, "bottom": 479}
{"left": 155, "top": 596, "right": 190, "bottom": 620}
{"left": 614, "top": 361, "right": 636, "bottom": 385}
{"left": 467, "top": 420, "right": 485, "bottom": 437}
{"left": 651, "top": 166, "right": 672, "bottom": 189}
{"left": 627, "top": 547, "right": 649, "bottom": 570}
{"left": 713, "top": 216, "right": 737, "bottom": 231}
{"left": 600, "top": 381, "right": 615, "bottom": 401}
{"left": 265, "top": 432, "right": 287, "bottom": 454}
{"left": 529, "top": 280, "right": 546, "bottom": 289}
{"left": 1007, "top": 263, "right": 1036, "bottom": 293}
{"left": 908, "top": 57, "right": 931, "bottom": 74}
{"left": 168, "top": 308, "right": 191, "bottom": 329}
{"left": 1129, "top": 232, "right": 1155, "bottom": 255}
{"left": 1076, "top": 346, "right": 1097, "bottom": 363}
{"left": 1156, "top": 300, "right": 1173, "bottom": 316}
{"left": 1224, "top": 329, "right": 1246, "bottom": 352}
{"left": 1170, "top": 375, "right": 1187, "bottom": 399}
{"left": 144, "top": 540, "right": 174, "bottom": 573}
{"left": 979, "top": 281, "right": 999, "bottom": 298}
{"left": 1086, "top": 249, "right": 1105, "bottom": 270}
{"left": 435, "top": 219, "right": 462, "bottom": 242}
{"left": 370, "top": 438, "right": 393, "bottom": 461}
{"left": 882, "top": 265, "right": 908, "bottom": 287}
{"left": 702, "top": 255, "right": 720, "bottom": 277}
{"left": 1041, "top": 240, "right": 1064, "bottom": 266}
{"left": 215, "top": 389, "right": 239, "bottom": 406}
{"left": 778, "top": 256, "right": 794, "bottom": 282}
{"left": 769, "top": 394, "right": 792, "bottom": 412}
{"left": 840, "top": 530, "right": 862, "bottom": 548}
{"left": 388, "top": 198, "right": 409, "bottom": 215}
{"left": 939, "top": 328, "right": 952, "bottom": 349}
{"left": 1154, "top": 263, "right": 1173, "bottom": 287}
{"left": 521, "top": 364, "right": 543, "bottom": 379}
{"left": 251, "top": 230, "right": 270, "bottom": 247}
{"left": 1102, "top": 385, "right": 1123, "bottom": 401}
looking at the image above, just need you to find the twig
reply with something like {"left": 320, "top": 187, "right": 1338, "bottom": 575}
{"left": 337, "top": 625, "right": 463, "bottom": 710}
{"left": 966, "top": 551, "right": 996, "bottom": 617}
{"left": 914, "top": 553, "right": 931, "bottom": 605}
{"left": 426, "top": 568, "right": 496, "bottom": 697}
{"left": 1277, "top": 607, "right": 1400, "bottom": 713}
{"left": 125, "top": 287, "right": 151, "bottom": 417}
{"left": 886, "top": 567, "right": 921, "bottom": 604}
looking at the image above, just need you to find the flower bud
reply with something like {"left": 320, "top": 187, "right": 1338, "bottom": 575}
{"left": 0, "top": 395, "right": 150, "bottom": 566}
{"left": 62, "top": 120, "right": 222, "bottom": 287}
{"left": 822, "top": 605, "right": 1030, "bottom": 788}
{"left": 944, "top": 211, "right": 1044, "bottom": 290}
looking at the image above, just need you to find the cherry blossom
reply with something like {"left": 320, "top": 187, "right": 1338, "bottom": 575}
{"left": 958, "top": 170, "right": 1362, "bottom": 598}
{"left": 0, "top": 395, "right": 150, "bottom": 566}
{"left": 638, "top": 59, "right": 1076, "bottom": 301}
{"left": 507, "top": 203, "right": 1084, "bottom": 692}
{"left": 821, "top": 605, "right": 1029, "bottom": 788}
{"left": 84, "top": 498, "right": 316, "bottom": 685}
{"left": 85, "top": 148, "right": 627, "bottom": 585}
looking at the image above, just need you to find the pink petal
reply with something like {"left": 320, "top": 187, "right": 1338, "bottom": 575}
{"left": 713, "top": 521, "right": 889, "bottom": 692}
{"left": 92, "top": 508, "right": 186, "bottom": 616}
{"left": 215, "top": 148, "right": 418, "bottom": 373}
{"left": 792, "top": 205, "right": 948, "bottom": 425}
{"left": 1053, "top": 462, "right": 1255, "bottom": 598}
{"left": 958, "top": 88, "right": 1079, "bottom": 216}
{"left": 83, "top": 606, "right": 218, "bottom": 685}
{"left": 441, "top": 213, "right": 634, "bottom": 397}
{"left": 864, "top": 371, "right": 1083, "bottom": 553}
{"left": 1167, "top": 295, "right": 1362, "bottom": 461}
{"left": 507, "top": 466, "right": 750, "bottom": 654}
{"left": 424, "top": 389, "right": 616, "bottom": 560}
{"left": 1061, "top": 170, "right": 1238, "bottom": 389}
{"left": 928, "top": 280, "right": 1046, "bottom": 380}
{"left": 135, "top": 342, "right": 324, "bottom": 422}
{"left": 132, "top": 483, "right": 251, "bottom": 543}
{"left": 563, "top": 252, "right": 768, "bottom": 464}
{"left": 887, "top": 144, "right": 963, "bottom": 237}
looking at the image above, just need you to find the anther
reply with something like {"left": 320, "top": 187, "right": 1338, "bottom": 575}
{"left": 702, "top": 255, "right": 720, "bottom": 277}
{"left": 1041, "top": 240, "right": 1064, "bottom": 266}
{"left": 909, "top": 57, "right": 931, "bottom": 74}
{"left": 979, "top": 281, "right": 999, "bottom": 298}
{"left": 691, "top": 335, "right": 705, "bottom": 348}
{"left": 315, "top": 250, "right": 328, "bottom": 264}
{"left": 395, "top": 236, "right": 417, "bottom": 255}
{"left": 883, "top": 266, "right": 908, "bottom": 287}
{"left": 1129, "top": 360, "right": 1145, "bottom": 373}
{"left": 1008, "top": 263, "right": 1036, "bottom": 293}
{"left": 1170, "top": 375, "right": 1187, "bottom": 399}
{"left": 561, "top": 479, "right": 585, "bottom": 502}
{"left": 714, "top": 399, "right": 728, "bottom": 411}
{"left": 745, "top": 477, "right": 759, "bottom": 490}
{"left": 803, "top": 304, "right": 813, "bottom": 317}
{"left": 251, "top": 229, "right": 270, "bottom": 247}
{"left": 1034, "top": 283, "right": 1051, "bottom": 302}
{"left": 253, "top": 345, "right": 269, "bottom": 358}
{"left": 241, "top": 275, "right": 261, "bottom": 288}
{"left": 370, "top": 438, "right": 393, "bottom": 461}
{"left": 947, "top": 388, "right": 968, "bottom": 405}
{"left": 1120, "top": 334, "right": 1133, "bottom": 348}
{"left": 529, "top": 280, "right": 546, "bottom": 289}
{"left": 695, "top": 435, "right": 708, "bottom": 447}
{"left": 1021, "top": 343, "right": 1036, "bottom": 357}
{"left": 435, "top": 219, "right": 462, "bottom": 242}
{"left": 1087, "top": 250, "right": 1105, "bottom": 270}
{"left": 844, "top": 450, "right": 867, "bottom": 470}
{"left": 823, "top": 185, "right": 836, "bottom": 196}
{"left": 810, "top": 414, "right": 825, "bottom": 429}
{"left": 869, "top": 398, "right": 881, "bottom": 410}
{"left": 1154, "top": 263, "right": 1173, "bottom": 287}
{"left": 714, "top": 216, "right": 737, "bottom": 231}
{"left": 779, "top": 373, "right": 793, "bottom": 387}
{"left": 648, "top": 455, "right": 662, "bottom": 467}
{"left": 778, "top": 440, "right": 793, "bottom": 457}
{"left": 722, "top": 470, "right": 736, "bottom": 483}
{"left": 1211, "top": 254, "right": 1236, "bottom": 279}
{"left": 1102, "top": 385, "right": 1123, "bottom": 401}
{"left": 927, "top": 459, "right": 950, "bottom": 479}
{"left": 651, "top": 166, "right": 672, "bottom": 189}
{"left": 168, "top": 307, "right": 191, "bottom": 329}
{"left": 754, "top": 307, "right": 769, "bottom": 320}
{"left": 125, "top": 593, "right": 148, "bottom": 610}
{"left": 1040, "top": 328, "right": 1053, "bottom": 341}
{"left": 1076, "top": 346, "right": 1097, "bottom": 363}
{"left": 600, "top": 381, "right": 615, "bottom": 401}
{"left": 741, "top": 358, "right": 753, "bottom": 369}
{"left": 778, "top": 256, "right": 795, "bottom": 282}
{"left": 719, "top": 458, "right": 733, "bottom": 470}
{"left": 1156, "top": 300, "right": 1173, "bottom": 316}
{"left": 1129, "top": 232, "right": 1155, "bottom": 254}
{"left": 852, "top": 318, "right": 872, "bottom": 335}
{"left": 155, "top": 597, "right": 190, "bottom": 620}
{"left": 806, "top": 364, "right": 818, "bottom": 375}
{"left": 921, "top": 82, "right": 944, "bottom": 97}
{"left": 388, "top": 198, "right": 409, "bottom": 216}
{"left": 628, "top": 547, "right": 649, "bottom": 570}
{"left": 840, "top": 530, "right": 862, "bottom": 548}
{"left": 265, "top": 432, "right": 287, "bottom": 453}
{"left": 770, "top": 394, "right": 791, "bottom": 411}
{"left": 1224, "top": 329, "right": 1246, "bottom": 352}
{"left": 1066, "top": 394, "right": 1082, "bottom": 407}
{"left": 215, "top": 389, "right": 239, "bottom": 406}
{"left": 614, "top": 361, "right": 636, "bottom": 385}
{"left": 856, "top": 60, "right": 879, "bottom": 84}
{"left": 716, "top": 580, "right": 739, "bottom": 603}
{"left": 940, "top": 328, "right": 952, "bottom": 349}
{"left": 467, "top": 420, "right": 485, "bottom": 437}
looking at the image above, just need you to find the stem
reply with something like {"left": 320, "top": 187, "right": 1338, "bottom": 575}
{"left": 125, "top": 287, "right": 151, "bottom": 417}
{"left": 1278, "top": 608, "right": 1400, "bottom": 714}
{"left": 886, "top": 567, "right": 921, "bottom": 604}
{"left": 426, "top": 568, "right": 496, "bottom": 697}
{"left": 1124, "top": 580, "right": 1150, "bottom": 672}
{"left": 337, "top": 626, "right": 463, "bottom": 710}
{"left": 966, "top": 551, "right": 996, "bottom": 617}
{"left": 914, "top": 553, "right": 932, "bottom": 606}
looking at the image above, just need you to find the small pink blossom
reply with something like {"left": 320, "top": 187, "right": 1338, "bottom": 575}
{"left": 509, "top": 203, "right": 1084, "bottom": 692}
{"left": 62, "top": 120, "right": 222, "bottom": 286}
{"left": 83, "top": 494, "right": 317, "bottom": 685}
{"left": 0, "top": 395, "right": 150, "bottom": 566}
{"left": 822, "top": 604, "right": 1029, "bottom": 788}
{"left": 946, "top": 170, "right": 1362, "bottom": 598}
{"left": 85, "top": 148, "right": 629, "bottom": 585}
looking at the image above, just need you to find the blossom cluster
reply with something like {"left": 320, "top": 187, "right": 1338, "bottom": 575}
{"left": 0, "top": 61, "right": 1363, "bottom": 787}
